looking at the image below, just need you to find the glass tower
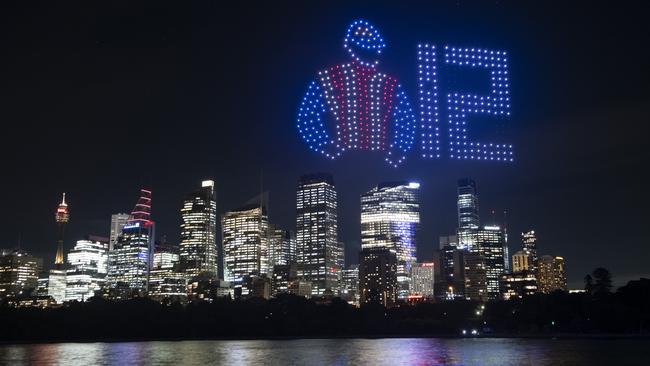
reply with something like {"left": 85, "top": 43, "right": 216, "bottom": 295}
{"left": 222, "top": 204, "right": 269, "bottom": 295}
{"left": 457, "top": 178, "right": 479, "bottom": 251}
{"left": 361, "top": 181, "right": 420, "bottom": 299}
{"left": 179, "top": 180, "right": 218, "bottom": 279}
{"left": 296, "top": 173, "right": 340, "bottom": 296}
{"left": 65, "top": 239, "right": 108, "bottom": 302}
{"left": 476, "top": 225, "right": 507, "bottom": 300}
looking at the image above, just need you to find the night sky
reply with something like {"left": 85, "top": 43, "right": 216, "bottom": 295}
{"left": 2, "top": 1, "right": 648, "bottom": 288}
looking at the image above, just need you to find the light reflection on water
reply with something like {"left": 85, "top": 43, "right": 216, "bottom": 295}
{"left": 0, "top": 338, "right": 648, "bottom": 365}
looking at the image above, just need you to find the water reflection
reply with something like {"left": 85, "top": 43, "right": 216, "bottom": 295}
{"left": 0, "top": 338, "right": 648, "bottom": 365}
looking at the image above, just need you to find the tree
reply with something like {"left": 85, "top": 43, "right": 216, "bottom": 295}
{"left": 584, "top": 274, "right": 594, "bottom": 294}
{"left": 592, "top": 267, "right": 612, "bottom": 295}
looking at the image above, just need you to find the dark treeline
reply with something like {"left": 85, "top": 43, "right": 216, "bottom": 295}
{"left": 1, "top": 278, "right": 648, "bottom": 342}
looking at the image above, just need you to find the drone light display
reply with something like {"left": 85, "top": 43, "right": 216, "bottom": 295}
{"left": 297, "top": 19, "right": 514, "bottom": 166}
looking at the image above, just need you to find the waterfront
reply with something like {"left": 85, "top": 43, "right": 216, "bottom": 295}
{"left": 1, "top": 338, "right": 649, "bottom": 365}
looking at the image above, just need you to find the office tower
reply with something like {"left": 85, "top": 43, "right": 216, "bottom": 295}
{"left": 222, "top": 203, "right": 269, "bottom": 296}
{"left": 107, "top": 189, "right": 155, "bottom": 299}
{"left": 537, "top": 255, "right": 567, "bottom": 293}
{"left": 521, "top": 230, "right": 538, "bottom": 271}
{"left": 269, "top": 227, "right": 297, "bottom": 268}
{"left": 65, "top": 239, "right": 108, "bottom": 302}
{"left": 476, "top": 225, "right": 507, "bottom": 300}
{"left": 410, "top": 262, "right": 434, "bottom": 298}
{"left": 0, "top": 249, "right": 42, "bottom": 300}
{"left": 463, "top": 252, "right": 488, "bottom": 302}
{"left": 341, "top": 264, "right": 360, "bottom": 306}
{"left": 359, "top": 248, "right": 398, "bottom": 308}
{"left": 149, "top": 243, "right": 187, "bottom": 303}
{"left": 110, "top": 213, "right": 132, "bottom": 251}
{"left": 296, "top": 173, "right": 340, "bottom": 296}
{"left": 179, "top": 180, "right": 218, "bottom": 279}
{"left": 54, "top": 193, "right": 70, "bottom": 265}
{"left": 433, "top": 236, "right": 468, "bottom": 300}
{"left": 499, "top": 272, "right": 538, "bottom": 300}
{"left": 271, "top": 263, "right": 298, "bottom": 296}
{"left": 512, "top": 250, "right": 532, "bottom": 273}
{"left": 457, "top": 178, "right": 479, "bottom": 230}
{"left": 361, "top": 181, "right": 420, "bottom": 299}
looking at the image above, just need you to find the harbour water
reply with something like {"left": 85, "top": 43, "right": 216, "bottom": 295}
{"left": 0, "top": 338, "right": 648, "bottom": 365}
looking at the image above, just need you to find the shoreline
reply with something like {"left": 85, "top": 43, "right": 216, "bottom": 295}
{"left": 2, "top": 333, "right": 649, "bottom": 346}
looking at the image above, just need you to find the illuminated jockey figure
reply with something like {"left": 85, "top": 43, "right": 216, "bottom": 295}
{"left": 297, "top": 20, "right": 416, "bottom": 167}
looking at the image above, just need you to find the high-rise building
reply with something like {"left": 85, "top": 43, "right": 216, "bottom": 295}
{"left": 54, "top": 193, "right": 69, "bottom": 265}
{"left": 341, "top": 265, "right": 360, "bottom": 306}
{"left": 179, "top": 180, "right": 218, "bottom": 279}
{"left": 47, "top": 268, "right": 67, "bottom": 303}
{"left": 499, "top": 271, "right": 538, "bottom": 300}
{"left": 296, "top": 173, "right": 340, "bottom": 296}
{"left": 512, "top": 250, "right": 532, "bottom": 273}
{"left": 410, "top": 262, "right": 434, "bottom": 298}
{"left": 149, "top": 243, "right": 187, "bottom": 303}
{"left": 359, "top": 248, "right": 398, "bottom": 308}
{"left": 457, "top": 178, "right": 479, "bottom": 231}
{"left": 268, "top": 227, "right": 297, "bottom": 268}
{"left": 107, "top": 189, "right": 155, "bottom": 299}
{"left": 222, "top": 204, "right": 269, "bottom": 296}
{"left": 476, "top": 225, "right": 507, "bottom": 300}
{"left": 521, "top": 230, "right": 538, "bottom": 272}
{"left": 463, "top": 252, "right": 488, "bottom": 302}
{"left": 432, "top": 244, "right": 466, "bottom": 300}
{"left": 271, "top": 263, "right": 298, "bottom": 296}
{"left": 110, "top": 213, "right": 131, "bottom": 251}
{"left": 65, "top": 239, "right": 108, "bottom": 302}
{"left": 0, "top": 249, "right": 42, "bottom": 300}
{"left": 537, "top": 255, "right": 567, "bottom": 294}
{"left": 361, "top": 181, "right": 420, "bottom": 299}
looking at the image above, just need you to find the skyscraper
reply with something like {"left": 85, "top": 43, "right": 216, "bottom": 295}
{"left": 179, "top": 180, "right": 218, "bottom": 279}
{"left": 268, "top": 226, "right": 297, "bottom": 268}
{"left": 110, "top": 213, "right": 131, "bottom": 251}
{"left": 457, "top": 178, "right": 480, "bottom": 251}
{"left": 0, "top": 249, "right": 42, "bottom": 300}
{"left": 512, "top": 250, "right": 532, "bottom": 273}
{"left": 48, "top": 193, "right": 70, "bottom": 303}
{"left": 538, "top": 255, "right": 567, "bottom": 294}
{"left": 457, "top": 178, "right": 479, "bottom": 231}
{"left": 296, "top": 173, "right": 339, "bottom": 296}
{"left": 54, "top": 193, "right": 69, "bottom": 265}
{"left": 222, "top": 204, "right": 269, "bottom": 296}
{"left": 521, "top": 230, "right": 538, "bottom": 272}
{"left": 361, "top": 181, "right": 420, "bottom": 299}
{"left": 106, "top": 189, "right": 155, "bottom": 299}
{"left": 463, "top": 252, "right": 488, "bottom": 302}
{"left": 359, "top": 247, "right": 398, "bottom": 308}
{"left": 410, "top": 262, "right": 434, "bottom": 298}
{"left": 341, "top": 264, "right": 360, "bottom": 306}
{"left": 65, "top": 239, "right": 108, "bottom": 302}
{"left": 476, "top": 225, "right": 507, "bottom": 300}
{"left": 149, "top": 243, "right": 187, "bottom": 303}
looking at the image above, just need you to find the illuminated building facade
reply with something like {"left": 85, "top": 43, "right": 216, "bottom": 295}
{"left": 149, "top": 243, "right": 187, "bottom": 303}
{"left": 538, "top": 255, "right": 567, "bottom": 294}
{"left": 47, "top": 269, "right": 67, "bottom": 303}
{"left": 54, "top": 193, "right": 69, "bottom": 265}
{"left": 269, "top": 227, "right": 297, "bottom": 268}
{"left": 463, "top": 252, "right": 488, "bottom": 302}
{"left": 110, "top": 213, "right": 131, "bottom": 251}
{"left": 361, "top": 181, "right": 420, "bottom": 299}
{"left": 222, "top": 204, "right": 269, "bottom": 296}
{"left": 107, "top": 189, "right": 155, "bottom": 299}
{"left": 433, "top": 242, "right": 466, "bottom": 300}
{"left": 359, "top": 247, "right": 398, "bottom": 308}
{"left": 457, "top": 178, "right": 479, "bottom": 250}
{"left": 500, "top": 272, "right": 538, "bottom": 300}
{"left": 512, "top": 250, "right": 532, "bottom": 273}
{"left": 521, "top": 230, "right": 538, "bottom": 272}
{"left": 271, "top": 263, "right": 298, "bottom": 296}
{"left": 410, "top": 262, "right": 434, "bottom": 298}
{"left": 0, "top": 249, "right": 42, "bottom": 300}
{"left": 179, "top": 180, "right": 218, "bottom": 279}
{"left": 65, "top": 239, "right": 108, "bottom": 302}
{"left": 341, "top": 265, "right": 360, "bottom": 306}
{"left": 476, "top": 226, "right": 507, "bottom": 300}
{"left": 296, "top": 173, "right": 340, "bottom": 296}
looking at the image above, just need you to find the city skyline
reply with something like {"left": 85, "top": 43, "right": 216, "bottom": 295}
{"left": 2, "top": 2, "right": 648, "bottom": 292}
